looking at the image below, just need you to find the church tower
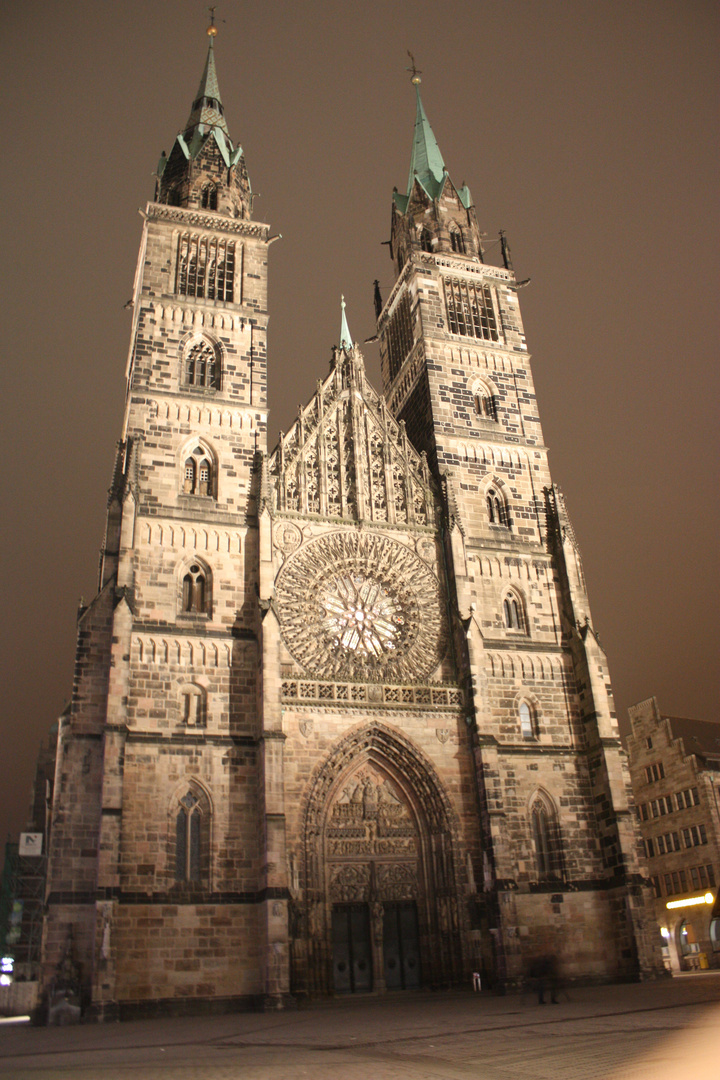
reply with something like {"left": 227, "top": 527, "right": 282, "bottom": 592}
{"left": 42, "top": 27, "right": 277, "bottom": 1018}
{"left": 376, "top": 72, "right": 661, "bottom": 984}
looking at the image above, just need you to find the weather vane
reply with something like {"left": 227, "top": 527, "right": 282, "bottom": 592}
{"left": 207, "top": 6, "right": 218, "bottom": 36}
{"left": 406, "top": 51, "right": 422, "bottom": 85}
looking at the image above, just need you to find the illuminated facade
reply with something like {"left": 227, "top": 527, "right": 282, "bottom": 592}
{"left": 41, "top": 32, "right": 663, "bottom": 1019}
{"left": 626, "top": 697, "right": 720, "bottom": 970}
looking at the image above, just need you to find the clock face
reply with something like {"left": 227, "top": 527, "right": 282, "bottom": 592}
{"left": 275, "top": 531, "right": 446, "bottom": 682}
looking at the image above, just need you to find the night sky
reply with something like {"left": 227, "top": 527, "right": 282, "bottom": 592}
{"left": 1, "top": 1, "right": 718, "bottom": 847}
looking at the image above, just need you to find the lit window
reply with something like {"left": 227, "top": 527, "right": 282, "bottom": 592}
{"left": 519, "top": 701, "right": 535, "bottom": 739}
{"left": 679, "top": 921, "right": 695, "bottom": 955}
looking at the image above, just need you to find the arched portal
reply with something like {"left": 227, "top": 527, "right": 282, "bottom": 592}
{"left": 293, "top": 722, "right": 464, "bottom": 996}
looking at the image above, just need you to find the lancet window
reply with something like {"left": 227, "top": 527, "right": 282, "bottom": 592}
{"left": 444, "top": 278, "right": 499, "bottom": 342}
{"left": 519, "top": 701, "right": 536, "bottom": 739}
{"left": 176, "top": 233, "right": 236, "bottom": 302}
{"left": 487, "top": 488, "right": 509, "bottom": 527}
{"left": 183, "top": 445, "right": 214, "bottom": 496}
{"left": 449, "top": 225, "right": 465, "bottom": 253}
{"left": 530, "top": 795, "right": 561, "bottom": 879}
{"left": 200, "top": 184, "right": 218, "bottom": 210}
{"left": 174, "top": 787, "right": 210, "bottom": 885}
{"left": 503, "top": 591, "right": 526, "bottom": 633}
{"left": 474, "top": 386, "right": 497, "bottom": 421}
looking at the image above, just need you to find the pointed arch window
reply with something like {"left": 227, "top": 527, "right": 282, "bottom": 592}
{"left": 519, "top": 701, "right": 535, "bottom": 739}
{"left": 503, "top": 591, "right": 526, "bottom": 633}
{"left": 174, "top": 787, "right": 210, "bottom": 885}
{"left": 474, "top": 388, "right": 497, "bottom": 421}
{"left": 184, "top": 340, "right": 219, "bottom": 389}
{"left": 420, "top": 228, "right": 433, "bottom": 253}
{"left": 530, "top": 796, "right": 562, "bottom": 879}
{"left": 449, "top": 226, "right": 465, "bottom": 254}
{"left": 182, "top": 444, "right": 214, "bottom": 497}
{"left": 201, "top": 184, "right": 218, "bottom": 211}
{"left": 181, "top": 563, "right": 209, "bottom": 615}
{"left": 487, "top": 488, "right": 509, "bottom": 527}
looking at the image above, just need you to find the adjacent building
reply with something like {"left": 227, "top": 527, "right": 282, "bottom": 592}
{"left": 40, "top": 28, "right": 662, "bottom": 1019}
{"left": 626, "top": 697, "right": 720, "bottom": 970}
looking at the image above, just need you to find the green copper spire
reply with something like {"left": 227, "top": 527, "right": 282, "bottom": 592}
{"left": 184, "top": 31, "right": 230, "bottom": 140}
{"left": 339, "top": 295, "right": 353, "bottom": 349}
{"left": 406, "top": 78, "right": 446, "bottom": 198}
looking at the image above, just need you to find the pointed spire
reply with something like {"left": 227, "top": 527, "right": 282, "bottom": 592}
{"left": 339, "top": 295, "right": 353, "bottom": 349}
{"left": 406, "top": 72, "right": 446, "bottom": 198}
{"left": 184, "top": 28, "right": 230, "bottom": 140}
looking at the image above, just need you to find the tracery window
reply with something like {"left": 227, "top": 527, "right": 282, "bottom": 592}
{"left": 444, "top": 278, "right": 499, "bottom": 342}
{"left": 183, "top": 445, "right": 214, "bottom": 496}
{"left": 503, "top": 592, "right": 526, "bottom": 633}
{"left": 474, "top": 387, "right": 497, "bottom": 421}
{"left": 181, "top": 563, "right": 209, "bottom": 615}
{"left": 530, "top": 795, "right": 561, "bottom": 878}
{"left": 176, "top": 233, "right": 236, "bottom": 301}
{"left": 174, "top": 787, "right": 210, "bottom": 884}
{"left": 184, "top": 340, "right": 219, "bottom": 389}
{"left": 420, "top": 228, "right": 433, "bottom": 252}
{"left": 487, "top": 488, "right": 509, "bottom": 527}
{"left": 386, "top": 292, "right": 414, "bottom": 381}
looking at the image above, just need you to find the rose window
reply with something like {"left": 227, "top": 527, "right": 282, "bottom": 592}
{"left": 274, "top": 531, "right": 447, "bottom": 681}
{"left": 320, "top": 574, "right": 404, "bottom": 658}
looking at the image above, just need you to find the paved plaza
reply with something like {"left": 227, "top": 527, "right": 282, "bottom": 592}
{"left": 1, "top": 973, "right": 718, "bottom": 1079}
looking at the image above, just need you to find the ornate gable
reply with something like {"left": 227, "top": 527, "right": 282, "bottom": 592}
{"left": 268, "top": 345, "right": 436, "bottom": 527}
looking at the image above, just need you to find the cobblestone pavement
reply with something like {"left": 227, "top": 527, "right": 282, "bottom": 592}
{"left": 1, "top": 974, "right": 718, "bottom": 1079}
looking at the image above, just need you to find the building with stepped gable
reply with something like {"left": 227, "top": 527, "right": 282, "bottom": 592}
{"left": 41, "top": 29, "right": 662, "bottom": 1019}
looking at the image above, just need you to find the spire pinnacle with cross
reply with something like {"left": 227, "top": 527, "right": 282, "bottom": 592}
{"left": 406, "top": 51, "right": 422, "bottom": 85}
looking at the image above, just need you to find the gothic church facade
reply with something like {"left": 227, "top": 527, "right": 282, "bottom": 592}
{"left": 42, "top": 33, "right": 661, "bottom": 1017}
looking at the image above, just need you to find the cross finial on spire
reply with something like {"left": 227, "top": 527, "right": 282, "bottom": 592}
{"left": 406, "top": 51, "right": 422, "bottom": 85}
{"left": 207, "top": 6, "right": 218, "bottom": 36}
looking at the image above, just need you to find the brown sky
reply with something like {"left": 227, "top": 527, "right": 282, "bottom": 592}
{"left": 0, "top": 0, "right": 718, "bottom": 846}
